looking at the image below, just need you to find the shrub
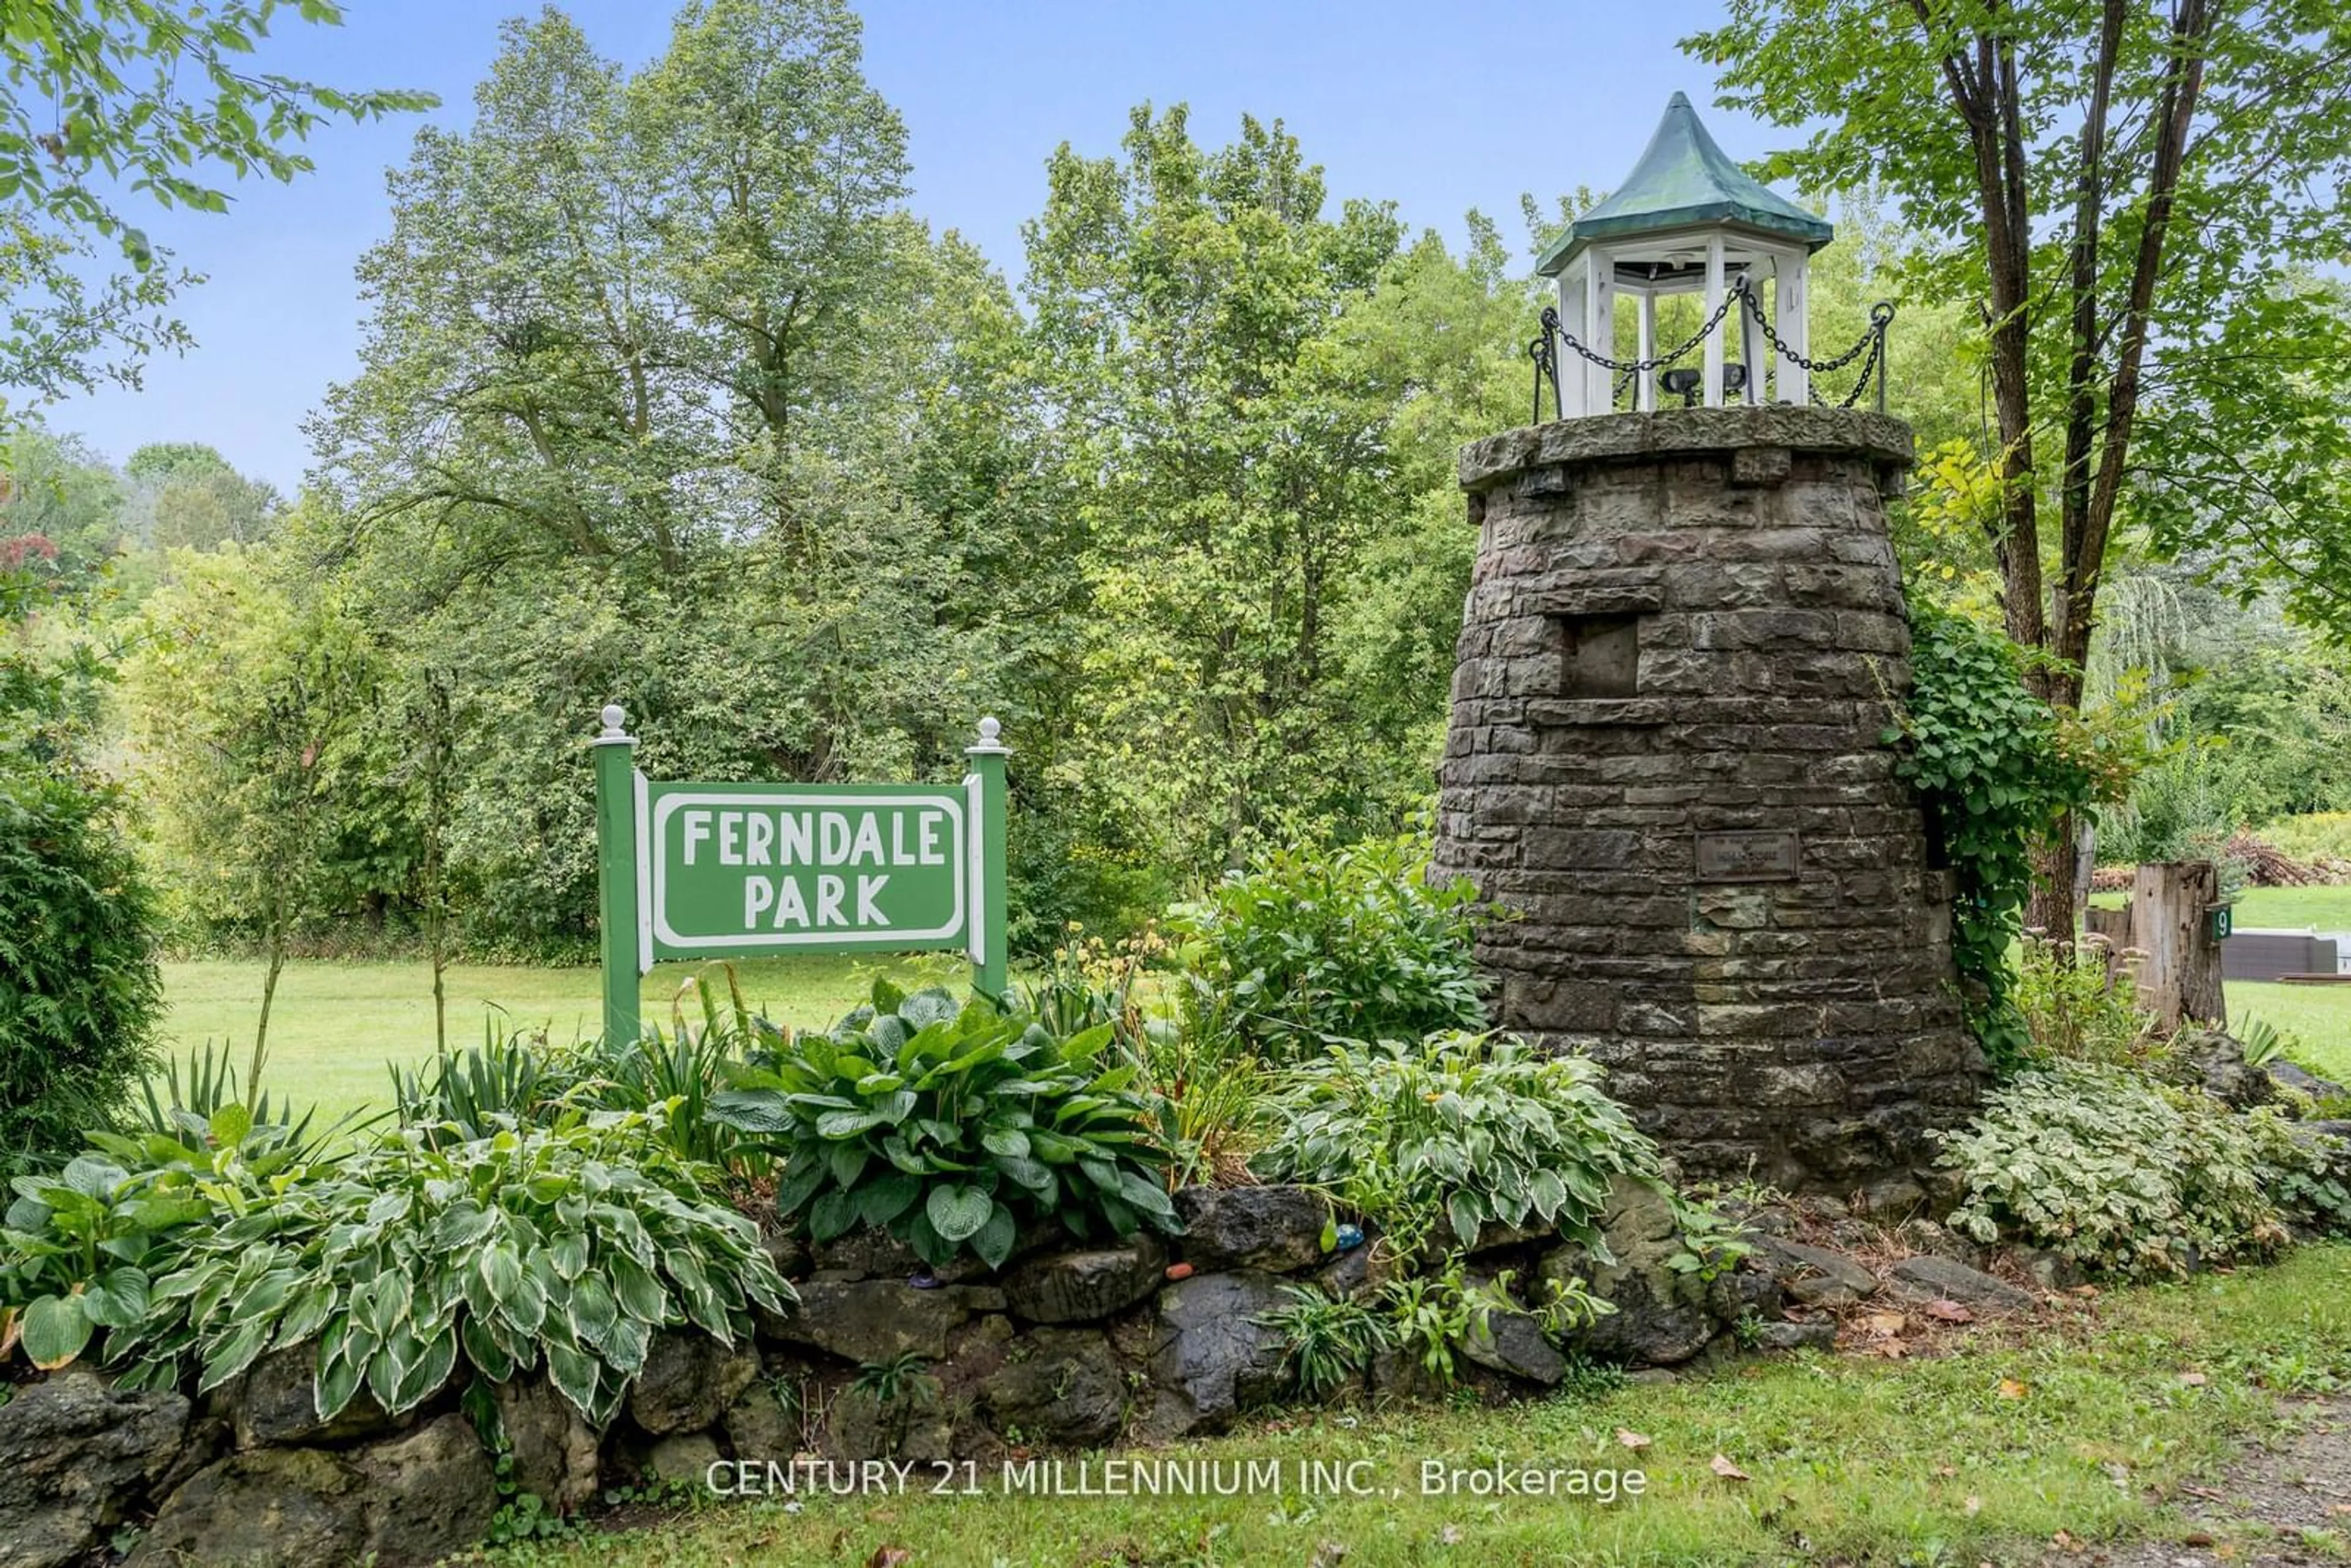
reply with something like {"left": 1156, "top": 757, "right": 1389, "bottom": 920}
{"left": 1172, "top": 834, "right": 1486, "bottom": 1062}
{"left": 1885, "top": 596, "right": 2130, "bottom": 1070}
{"left": 2, "top": 1102, "right": 790, "bottom": 1428}
{"left": 708, "top": 981, "right": 1179, "bottom": 1271}
{"left": 1940, "top": 1061, "right": 2348, "bottom": 1277}
{"left": 2257, "top": 811, "right": 2351, "bottom": 868}
{"left": 2010, "top": 932, "right": 2169, "bottom": 1073}
{"left": 1254, "top": 1032, "right": 1662, "bottom": 1257}
{"left": 0, "top": 768, "right": 165, "bottom": 1172}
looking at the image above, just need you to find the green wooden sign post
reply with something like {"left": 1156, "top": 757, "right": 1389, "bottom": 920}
{"left": 591, "top": 704, "right": 1010, "bottom": 1043}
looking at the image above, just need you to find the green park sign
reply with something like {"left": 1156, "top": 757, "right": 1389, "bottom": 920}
{"left": 590, "top": 705, "right": 1009, "bottom": 1043}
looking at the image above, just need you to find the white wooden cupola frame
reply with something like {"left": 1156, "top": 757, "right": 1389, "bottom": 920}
{"left": 1537, "top": 92, "right": 1835, "bottom": 417}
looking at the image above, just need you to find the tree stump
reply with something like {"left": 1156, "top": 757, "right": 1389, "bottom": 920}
{"left": 2131, "top": 860, "right": 2227, "bottom": 1032}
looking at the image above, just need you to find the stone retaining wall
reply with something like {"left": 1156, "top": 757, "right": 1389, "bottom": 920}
{"left": 0, "top": 1179, "right": 1768, "bottom": 1567}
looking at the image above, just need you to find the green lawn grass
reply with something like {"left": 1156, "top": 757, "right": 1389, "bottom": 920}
{"left": 474, "top": 1244, "right": 2351, "bottom": 1567}
{"left": 158, "top": 953, "right": 954, "bottom": 1128}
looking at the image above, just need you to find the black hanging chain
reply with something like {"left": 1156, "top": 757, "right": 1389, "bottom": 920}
{"left": 1528, "top": 276, "right": 1895, "bottom": 416}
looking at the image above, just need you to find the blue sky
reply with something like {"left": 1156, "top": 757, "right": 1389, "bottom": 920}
{"left": 48, "top": 1, "right": 1755, "bottom": 491}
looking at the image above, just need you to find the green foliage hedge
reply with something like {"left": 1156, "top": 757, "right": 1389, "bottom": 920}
{"left": 2, "top": 557, "right": 163, "bottom": 1172}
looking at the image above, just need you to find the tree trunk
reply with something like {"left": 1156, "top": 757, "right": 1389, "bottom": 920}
{"left": 2131, "top": 860, "right": 2226, "bottom": 1033}
{"left": 255, "top": 922, "right": 286, "bottom": 1089}
{"left": 2025, "top": 818, "right": 2079, "bottom": 947}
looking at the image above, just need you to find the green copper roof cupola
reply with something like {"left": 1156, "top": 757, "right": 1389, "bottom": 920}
{"left": 1537, "top": 92, "right": 1832, "bottom": 278}
{"left": 1538, "top": 92, "right": 1835, "bottom": 418}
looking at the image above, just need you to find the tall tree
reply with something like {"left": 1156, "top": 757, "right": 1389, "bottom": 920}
{"left": 1687, "top": 0, "right": 2351, "bottom": 937}
{"left": 0, "top": 1, "right": 432, "bottom": 421}
{"left": 1023, "top": 106, "right": 1407, "bottom": 870}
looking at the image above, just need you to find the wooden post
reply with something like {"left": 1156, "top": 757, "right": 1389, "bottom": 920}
{"left": 2132, "top": 860, "right": 2227, "bottom": 1033}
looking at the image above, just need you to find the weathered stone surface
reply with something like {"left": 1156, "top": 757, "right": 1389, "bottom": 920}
{"left": 767, "top": 1278, "right": 970, "bottom": 1364}
{"left": 2269, "top": 1059, "right": 2349, "bottom": 1102}
{"left": 131, "top": 1414, "right": 493, "bottom": 1568}
{"left": 0, "top": 1369, "right": 192, "bottom": 1568}
{"left": 976, "top": 1327, "right": 1128, "bottom": 1447}
{"left": 491, "top": 1375, "right": 600, "bottom": 1514}
{"left": 1753, "top": 1319, "right": 1838, "bottom": 1352}
{"left": 1142, "top": 1270, "right": 1292, "bottom": 1436}
{"left": 1436, "top": 404, "right": 1980, "bottom": 1191}
{"left": 822, "top": 1386, "right": 954, "bottom": 1466}
{"left": 806, "top": 1226, "right": 988, "bottom": 1285}
{"left": 126, "top": 1448, "right": 366, "bottom": 1568}
{"left": 351, "top": 1415, "right": 498, "bottom": 1564}
{"left": 1458, "top": 1308, "right": 1567, "bottom": 1386}
{"left": 624, "top": 1330, "right": 762, "bottom": 1436}
{"left": 1888, "top": 1255, "right": 2037, "bottom": 1314}
{"left": 1173, "top": 1186, "right": 1330, "bottom": 1273}
{"left": 1543, "top": 1176, "right": 1727, "bottom": 1367}
{"left": 1002, "top": 1239, "right": 1167, "bottom": 1324}
{"left": 719, "top": 1382, "right": 800, "bottom": 1466}
{"left": 645, "top": 1431, "right": 722, "bottom": 1488}
{"left": 1752, "top": 1236, "right": 1876, "bottom": 1307}
{"left": 1460, "top": 407, "right": 1914, "bottom": 492}
{"left": 230, "top": 1343, "right": 407, "bottom": 1450}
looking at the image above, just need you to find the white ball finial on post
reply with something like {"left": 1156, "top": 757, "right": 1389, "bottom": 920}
{"left": 967, "top": 715, "right": 1009, "bottom": 756}
{"left": 594, "top": 703, "right": 636, "bottom": 747}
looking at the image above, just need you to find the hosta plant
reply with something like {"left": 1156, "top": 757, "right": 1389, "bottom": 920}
{"left": 1256, "top": 1031, "right": 1663, "bottom": 1257}
{"left": 707, "top": 981, "right": 1179, "bottom": 1271}
{"left": 100, "top": 1108, "right": 790, "bottom": 1426}
{"left": 0, "top": 1101, "right": 318, "bottom": 1370}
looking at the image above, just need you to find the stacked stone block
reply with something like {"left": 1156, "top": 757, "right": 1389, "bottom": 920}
{"left": 1433, "top": 405, "right": 1982, "bottom": 1194}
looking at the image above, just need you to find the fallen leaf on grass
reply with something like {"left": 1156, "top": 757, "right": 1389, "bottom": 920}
{"left": 2052, "top": 1528, "right": 2080, "bottom": 1551}
{"left": 2185, "top": 1531, "right": 2216, "bottom": 1547}
{"left": 1440, "top": 1526, "right": 1464, "bottom": 1545}
{"left": 2179, "top": 1371, "right": 2208, "bottom": 1386}
{"left": 1309, "top": 1544, "right": 1348, "bottom": 1568}
{"left": 1998, "top": 1378, "right": 2028, "bottom": 1400}
{"left": 867, "top": 1549, "right": 912, "bottom": 1568}
{"left": 2069, "top": 1285, "right": 2100, "bottom": 1298}
{"left": 1921, "top": 1298, "right": 1974, "bottom": 1324}
{"left": 1933, "top": 1465, "right": 1958, "bottom": 1478}
{"left": 1965, "top": 1495, "right": 1982, "bottom": 1517}
{"left": 1616, "top": 1428, "right": 1651, "bottom": 1450}
{"left": 1863, "top": 1311, "right": 1907, "bottom": 1337}
{"left": 1711, "top": 1455, "right": 1751, "bottom": 1481}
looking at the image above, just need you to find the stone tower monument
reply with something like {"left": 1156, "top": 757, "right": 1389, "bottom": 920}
{"left": 1431, "top": 99, "right": 1982, "bottom": 1198}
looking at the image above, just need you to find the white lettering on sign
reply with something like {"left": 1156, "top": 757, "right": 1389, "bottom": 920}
{"left": 689, "top": 808, "right": 954, "bottom": 871}
{"left": 648, "top": 789, "right": 966, "bottom": 953}
{"left": 740, "top": 873, "right": 885, "bottom": 929}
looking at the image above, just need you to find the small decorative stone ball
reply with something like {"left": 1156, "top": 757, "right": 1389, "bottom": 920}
{"left": 600, "top": 703, "right": 626, "bottom": 733}
{"left": 978, "top": 716, "right": 1002, "bottom": 743}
